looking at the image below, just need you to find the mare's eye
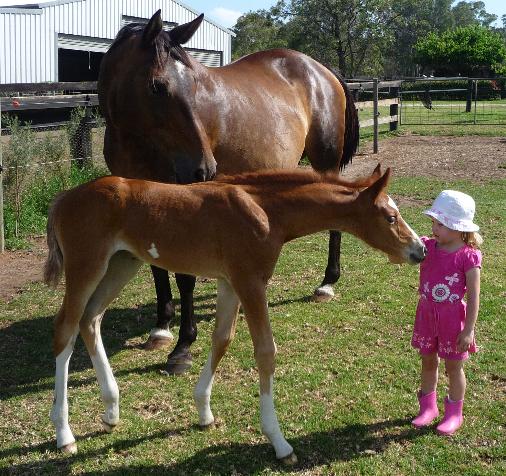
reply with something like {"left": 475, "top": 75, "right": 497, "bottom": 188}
{"left": 387, "top": 215, "right": 397, "bottom": 224}
{"left": 151, "top": 80, "right": 168, "bottom": 96}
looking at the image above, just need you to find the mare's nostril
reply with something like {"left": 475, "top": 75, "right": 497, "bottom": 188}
{"left": 422, "top": 245, "right": 427, "bottom": 256}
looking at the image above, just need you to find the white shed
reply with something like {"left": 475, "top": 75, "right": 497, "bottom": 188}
{"left": 0, "top": 0, "right": 234, "bottom": 84}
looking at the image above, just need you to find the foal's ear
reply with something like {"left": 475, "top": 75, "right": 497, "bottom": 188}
{"left": 363, "top": 168, "right": 391, "bottom": 201}
{"left": 371, "top": 163, "right": 382, "bottom": 178}
{"left": 169, "top": 13, "right": 204, "bottom": 45}
{"left": 142, "top": 10, "right": 163, "bottom": 46}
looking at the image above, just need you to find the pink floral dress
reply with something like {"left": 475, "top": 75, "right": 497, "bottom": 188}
{"left": 411, "top": 237, "right": 482, "bottom": 360}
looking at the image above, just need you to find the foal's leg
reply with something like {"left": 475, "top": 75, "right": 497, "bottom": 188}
{"left": 194, "top": 279, "right": 240, "bottom": 427}
{"left": 314, "top": 230, "right": 342, "bottom": 302}
{"left": 238, "top": 281, "right": 297, "bottom": 464}
{"left": 51, "top": 321, "right": 79, "bottom": 453}
{"left": 165, "top": 273, "right": 197, "bottom": 375}
{"left": 79, "top": 252, "right": 142, "bottom": 432}
{"left": 144, "top": 266, "right": 175, "bottom": 350}
{"left": 51, "top": 263, "right": 109, "bottom": 453}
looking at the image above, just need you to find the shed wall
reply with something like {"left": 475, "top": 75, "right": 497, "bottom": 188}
{"left": 0, "top": 0, "right": 232, "bottom": 84}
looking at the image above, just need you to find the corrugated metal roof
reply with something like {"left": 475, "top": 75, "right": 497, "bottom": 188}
{"left": 0, "top": 0, "right": 235, "bottom": 35}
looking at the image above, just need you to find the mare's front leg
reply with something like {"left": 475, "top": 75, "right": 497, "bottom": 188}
{"left": 194, "top": 279, "right": 240, "bottom": 427}
{"left": 144, "top": 266, "right": 176, "bottom": 350}
{"left": 165, "top": 273, "right": 197, "bottom": 375}
{"left": 237, "top": 280, "right": 297, "bottom": 465}
{"left": 313, "top": 230, "right": 342, "bottom": 302}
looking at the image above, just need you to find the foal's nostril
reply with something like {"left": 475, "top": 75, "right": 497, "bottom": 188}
{"left": 422, "top": 245, "right": 427, "bottom": 256}
{"left": 194, "top": 168, "right": 206, "bottom": 182}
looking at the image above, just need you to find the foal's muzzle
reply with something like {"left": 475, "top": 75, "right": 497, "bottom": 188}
{"left": 409, "top": 244, "right": 427, "bottom": 264}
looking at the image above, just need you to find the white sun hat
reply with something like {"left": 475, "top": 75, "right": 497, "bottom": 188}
{"left": 424, "top": 190, "right": 479, "bottom": 232}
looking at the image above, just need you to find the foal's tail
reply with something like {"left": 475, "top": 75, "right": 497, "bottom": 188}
{"left": 44, "top": 194, "right": 65, "bottom": 289}
{"left": 330, "top": 68, "right": 360, "bottom": 171}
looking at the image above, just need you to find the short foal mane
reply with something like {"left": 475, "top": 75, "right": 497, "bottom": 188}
{"left": 216, "top": 169, "right": 377, "bottom": 189}
{"left": 109, "top": 22, "right": 193, "bottom": 68}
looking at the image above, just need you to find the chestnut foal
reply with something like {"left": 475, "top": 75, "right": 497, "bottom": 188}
{"left": 44, "top": 166, "right": 425, "bottom": 463}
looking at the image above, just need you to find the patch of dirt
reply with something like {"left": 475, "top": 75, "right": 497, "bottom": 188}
{"left": 0, "top": 135, "right": 504, "bottom": 303}
{"left": 0, "top": 236, "right": 47, "bottom": 302}
{"left": 341, "top": 134, "right": 506, "bottom": 182}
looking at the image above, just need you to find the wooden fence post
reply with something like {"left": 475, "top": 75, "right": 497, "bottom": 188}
{"left": 390, "top": 86, "right": 399, "bottom": 131}
{"left": 466, "top": 79, "right": 473, "bottom": 113}
{"left": 373, "top": 78, "right": 379, "bottom": 154}
{"left": 0, "top": 100, "right": 5, "bottom": 253}
{"left": 70, "top": 105, "right": 92, "bottom": 168}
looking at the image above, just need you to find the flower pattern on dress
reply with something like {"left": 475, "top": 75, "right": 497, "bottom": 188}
{"left": 449, "top": 294, "right": 460, "bottom": 303}
{"left": 439, "top": 340, "right": 455, "bottom": 355}
{"left": 412, "top": 332, "right": 433, "bottom": 349}
{"left": 432, "top": 283, "right": 450, "bottom": 302}
{"left": 445, "top": 273, "right": 459, "bottom": 286}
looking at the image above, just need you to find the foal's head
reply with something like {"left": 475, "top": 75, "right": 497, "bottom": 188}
{"left": 354, "top": 168, "right": 426, "bottom": 264}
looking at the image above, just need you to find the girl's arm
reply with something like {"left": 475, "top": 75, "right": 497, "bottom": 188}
{"left": 456, "top": 267, "right": 481, "bottom": 352}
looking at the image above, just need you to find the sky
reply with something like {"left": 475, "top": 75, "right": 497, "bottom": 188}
{"left": 0, "top": 0, "right": 504, "bottom": 28}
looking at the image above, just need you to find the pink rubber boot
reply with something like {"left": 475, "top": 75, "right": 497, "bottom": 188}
{"left": 437, "top": 397, "right": 464, "bottom": 436}
{"left": 412, "top": 390, "right": 439, "bottom": 428}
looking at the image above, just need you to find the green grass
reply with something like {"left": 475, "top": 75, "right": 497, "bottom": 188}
{"left": 1, "top": 176, "right": 505, "bottom": 475}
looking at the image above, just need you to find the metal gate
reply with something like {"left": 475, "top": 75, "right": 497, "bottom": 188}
{"left": 399, "top": 77, "right": 506, "bottom": 125}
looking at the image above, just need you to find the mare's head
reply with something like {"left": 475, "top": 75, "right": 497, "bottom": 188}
{"left": 353, "top": 167, "right": 426, "bottom": 264}
{"left": 98, "top": 10, "right": 216, "bottom": 183}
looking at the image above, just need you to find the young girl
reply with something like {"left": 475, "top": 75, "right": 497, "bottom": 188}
{"left": 411, "top": 190, "right": 482, "bottom": 436}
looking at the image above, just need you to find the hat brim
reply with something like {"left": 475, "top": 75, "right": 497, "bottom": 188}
{"left": 424, "top": 210, "right": 479, "bottom": 232}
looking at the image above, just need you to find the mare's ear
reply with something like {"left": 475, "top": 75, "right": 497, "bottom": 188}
{"left": 142, "top": 10, "right": 163, "bottom": 46}
{"left": 169, "top": 13, "right": 204, "bottom": 45}
{"left": 362, "top": 167, "right": 391, "bottom": 201}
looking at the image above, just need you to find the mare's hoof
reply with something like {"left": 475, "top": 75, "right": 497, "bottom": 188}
{"left": 59, "top": 442, "right": 77, "bottom": 454}
{"left": 101, "top": 418, "right": 117, "bottom": 433}
{"left": 279, "top": 452, "right": 298, "bottom": 466}
{"left": 144, "top": 336, "right": 172, "bottom": 351}
{"left": 312, "top": 284, "right": 335, "bottom": 303}
{"left": 165, "top": 354, "right": 193, "bottom": 375}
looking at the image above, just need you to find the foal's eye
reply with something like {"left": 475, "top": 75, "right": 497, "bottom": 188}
{"left": 387, "top": 215, "right": 397, "bottom": 224}
{"left": 151, "top": 80, "right": 168, "bottom": 96}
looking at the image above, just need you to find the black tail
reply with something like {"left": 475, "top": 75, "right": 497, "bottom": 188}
{"left": 330, "top": 69, "right": 360, "bottom": 171}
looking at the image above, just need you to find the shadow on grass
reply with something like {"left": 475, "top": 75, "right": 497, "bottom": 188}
{"left": 3, "top": 418, "right": 429, "bottom": 475}
{"left": 0, "top": 293, "right": 215, "bottom": 400}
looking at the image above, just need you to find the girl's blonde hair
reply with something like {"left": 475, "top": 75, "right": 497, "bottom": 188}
{"left": 462, "top": 231, "right": 483, "bottom": 249}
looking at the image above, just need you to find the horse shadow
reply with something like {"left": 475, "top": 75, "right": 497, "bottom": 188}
{"left": 0, "top": 293, "right": 216, "bottom": 401}
{"left": 3, "top": 417, "right": 427, "bottom": 474}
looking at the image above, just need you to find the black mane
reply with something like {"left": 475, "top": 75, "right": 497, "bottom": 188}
{"left": 109, "top": 22, "right": 193, "bottom": 68}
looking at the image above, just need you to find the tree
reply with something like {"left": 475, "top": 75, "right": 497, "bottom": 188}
{"left": 232, "top": 8, "right": 288, "bottom": 60}
{"left": 414, "top": 25, "right": 506, "bottom": 77}
{"left": 452, "top": 1, "right": 497, "bottom": 28}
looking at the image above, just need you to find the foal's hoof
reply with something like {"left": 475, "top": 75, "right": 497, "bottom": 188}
{"left": 279, "top": 452, "right": 298, "bottom": 466}
{"left": 198, "top": 421, "right": 216, "bottom": 431}
{"left": 165, "top": 354, "right": 193, "bottom": 375}
{"left": 312, "top": 284, "right": 335, "bottom": 303}
{"left": 101, "top": 418, "right": 117, "bottom": 433}
{"left": 59, "top": 442, "right": 77, "bottom": 454}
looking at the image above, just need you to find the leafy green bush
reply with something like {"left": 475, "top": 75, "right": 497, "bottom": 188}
{"left": 2, "top": 109, "right": 107, "bottom": 249}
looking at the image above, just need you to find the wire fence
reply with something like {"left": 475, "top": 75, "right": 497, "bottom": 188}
{"left": 399, "top": 78, "right": 506, "bottom": 125}
{"left": 1, "top": 77, "right": 505, "bottom": 251}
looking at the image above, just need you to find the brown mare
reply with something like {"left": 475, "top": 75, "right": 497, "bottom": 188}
{"left": 98, "top": 11, "right": 359, "bottom": 372}
{"left": 44, "top": 166, "right": 425, "bottom": 462}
